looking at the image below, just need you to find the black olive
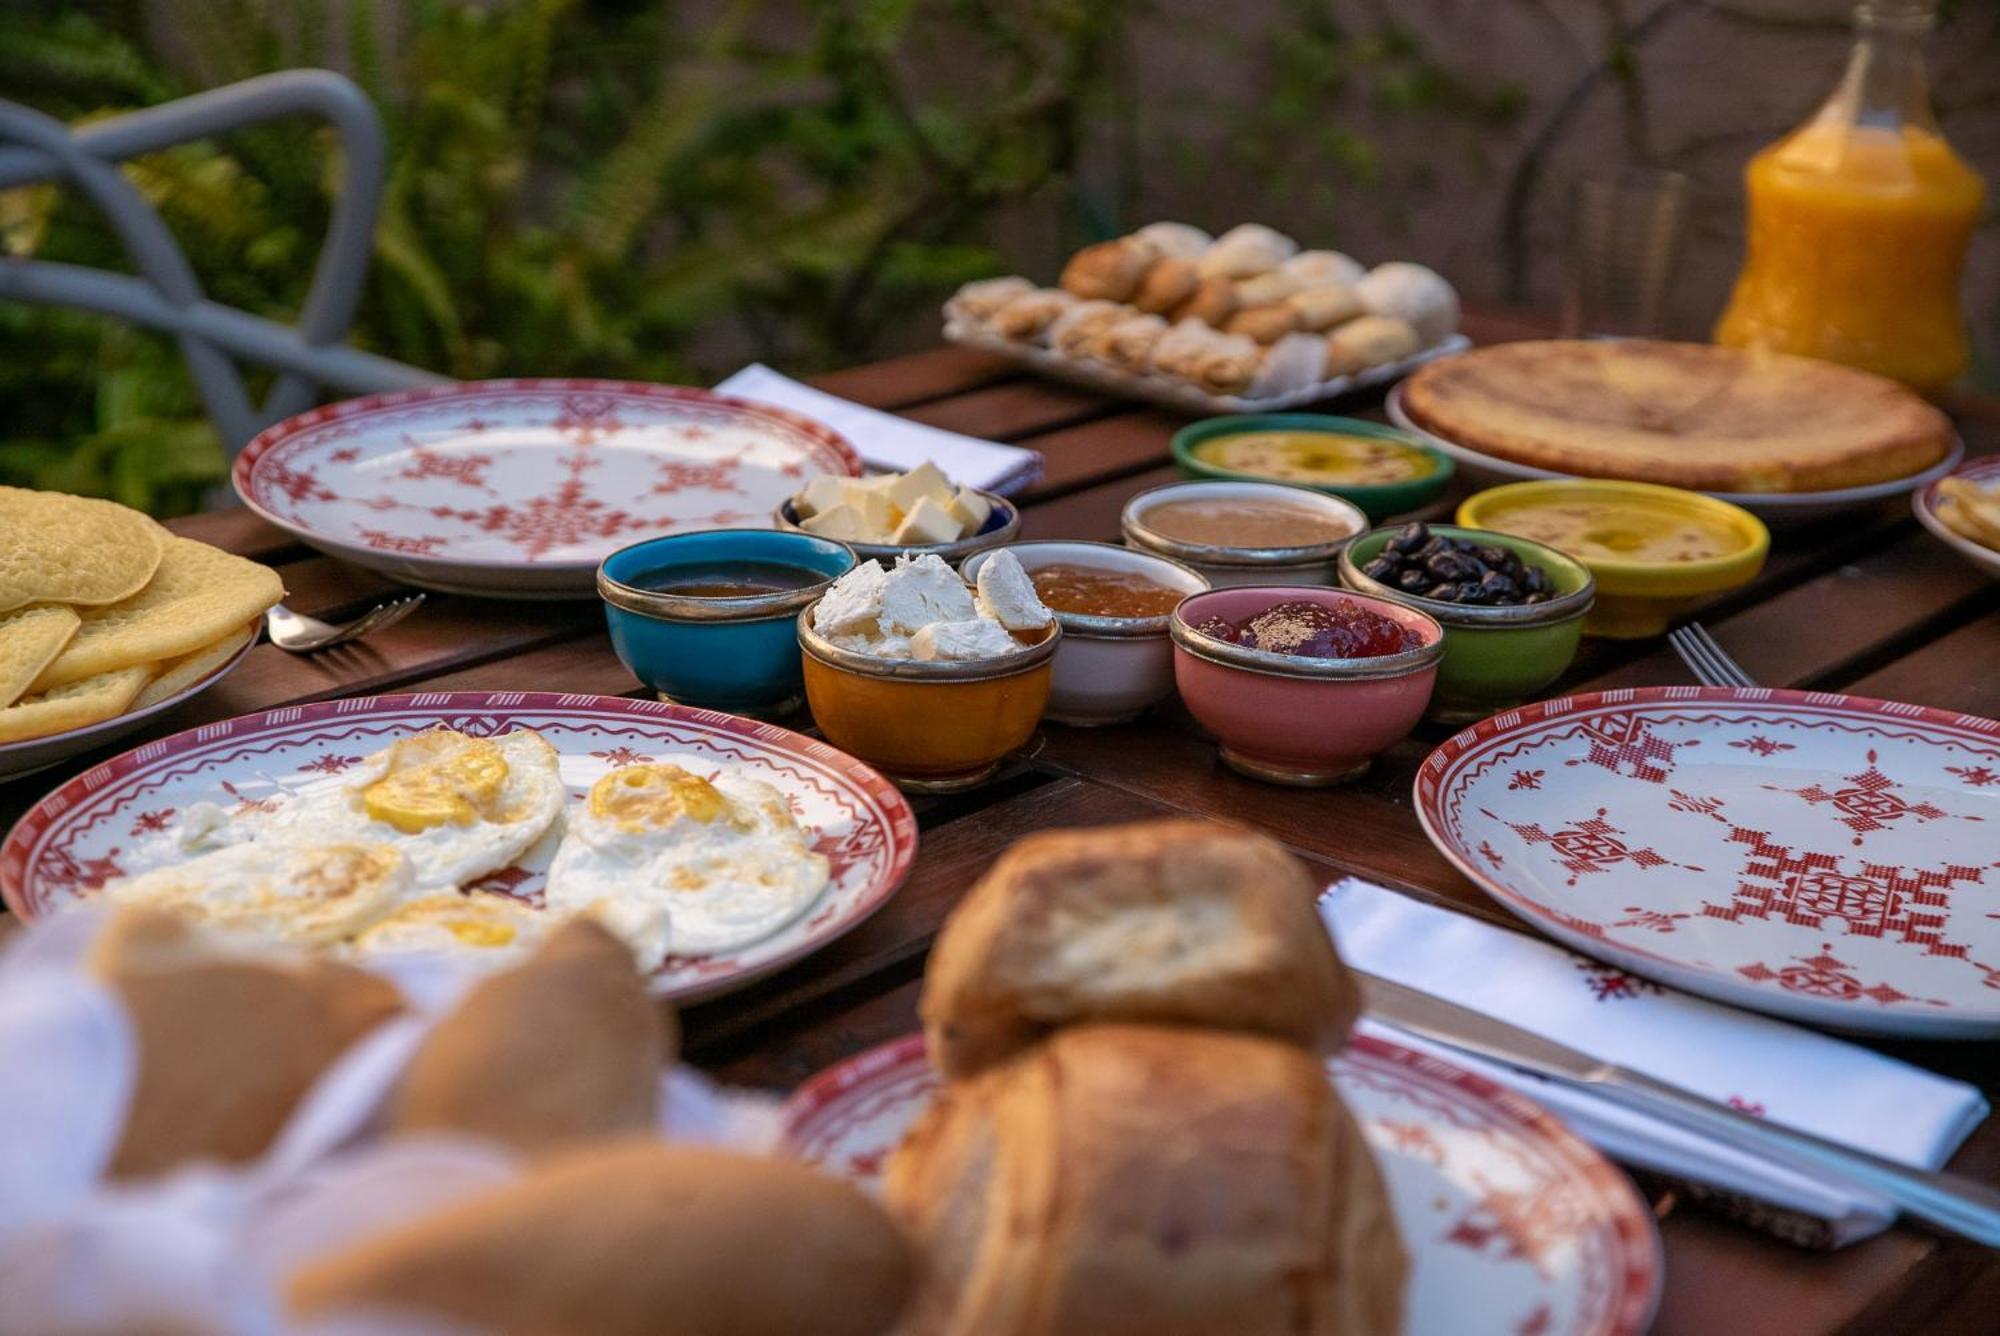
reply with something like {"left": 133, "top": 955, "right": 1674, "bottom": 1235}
{"left": 1388, "top": 522, "right": 1429, "bottom": 555}
{"left": 1425, "top": 551, "right": 1475, "bottom": 582}
{"left": 1425, "top": 581, "right": 1459, "bottom": 601}
{"left": 1454, "top": 580, "right": 1488, "bottom": 603}
{"left": 1523, "top": 565, "right": 1549, "bottom": 594}
{"left": 1479, "top": 571, "right": 1517, "bottom": 602}
{"left": 1475, "top": 544, "right": 1511, "bottom": 569}
{"left": 1397, "top": 568, "right": 1432, "bottom": 593}
{"left": 1362, "top": 556, "right": 1398, "bottom": 583}
{"left": 1523, "top": 590, "right": 1551, "bottom": 604}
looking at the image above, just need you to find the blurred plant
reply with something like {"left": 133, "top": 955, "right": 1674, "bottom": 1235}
{"left": 0, "top": 0, "right": 1138, "bottom": 514}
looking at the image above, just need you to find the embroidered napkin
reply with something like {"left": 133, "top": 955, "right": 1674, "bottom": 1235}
{"left": 714, "top": 363, "right": 1043, "bottom": 496}
{"left": 1323, "top": 878, "right": 1990, "bottom": 1247}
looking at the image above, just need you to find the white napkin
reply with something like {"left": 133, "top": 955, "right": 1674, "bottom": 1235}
{"left": 714, "top": 363, "right": 1043, "bottom": 496}
{"left": 1323, "top": 878, "right": 1990, "bottom": 1246}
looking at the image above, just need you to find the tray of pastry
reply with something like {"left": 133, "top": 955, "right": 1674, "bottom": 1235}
{"left": 942, "top": 222, "right": 1468, "bottom": 415}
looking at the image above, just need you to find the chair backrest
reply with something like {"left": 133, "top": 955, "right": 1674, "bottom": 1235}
{"left": 0, "top": 69, "right": 446, "bottom": 454}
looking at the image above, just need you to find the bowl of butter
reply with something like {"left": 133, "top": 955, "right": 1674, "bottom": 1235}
{"left": 776, "top": 461, "right": 1020, "bottom": 567}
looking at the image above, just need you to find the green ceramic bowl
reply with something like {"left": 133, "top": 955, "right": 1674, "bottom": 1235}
{"left": 1338, "top": 525, "right": 1594, "bottom": 724}
{"left": 1171, "top": 414, "right": 1455, "bottom": 522}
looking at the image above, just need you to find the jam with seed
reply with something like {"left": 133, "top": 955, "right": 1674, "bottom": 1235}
{"left": 1194, "top": 599, "right": 1417, "bottom": 659}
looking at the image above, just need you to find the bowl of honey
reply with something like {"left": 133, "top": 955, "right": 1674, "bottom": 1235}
{"left": 962, "top": 542, "right": 1210, "bottom": 725}
{"left": 598, "top": 529, "right": 857, "bottom": 716}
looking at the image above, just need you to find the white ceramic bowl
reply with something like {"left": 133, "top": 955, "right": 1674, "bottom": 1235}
{"left": 963, "top": 541, "right": 1209, "bottom": 725}
{"left": 1119, "top": 480, "right": 1366, "bottom": 589}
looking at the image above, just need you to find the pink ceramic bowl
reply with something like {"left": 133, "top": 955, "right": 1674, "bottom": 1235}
{"left": 1171, "top": 586, "right": 1443, "bottom": 785}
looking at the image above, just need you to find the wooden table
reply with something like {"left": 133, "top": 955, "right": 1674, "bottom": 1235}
{"left": 5, "top": 307, "right": 1997, "bottom": 1333}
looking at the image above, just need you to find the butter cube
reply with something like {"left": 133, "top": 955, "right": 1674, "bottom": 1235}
{"left": 892, "top": 495, "right": 963, "bottom": 546}
{"left": 832, "top": 483, "right": 900, "bottom": 540}
{"left": 884, "top": 461, "right": 955, "bottom": 514}
{"left": 946, "top": 486, "right": 992, "bottom": 533}
{"left": 799, "top": 504, "right": 870, "bottom": 542}
{"left": 795, "top": 474, "right": 848, "bottom": 518}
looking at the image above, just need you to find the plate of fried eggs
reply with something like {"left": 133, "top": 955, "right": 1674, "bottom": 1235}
{"left": 0, "top": 691, "right": 918, "bottom": 1001}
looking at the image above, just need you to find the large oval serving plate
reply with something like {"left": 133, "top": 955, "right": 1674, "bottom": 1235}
{"left": 0, "top": 691, "right": 916, "bottom": 1003}
{"left": 1913, "top": 455, "right": 2000, "bottom": 582}
{"left": 1416, "top": 687, "right": 2000, "bottom": 1037}
{"left": 234, "top": 380, "right": 862, "bottom": 598}
{"left": 782, "top": 1033, "right": 1661, "bottom": 1336}
{"left": 1386, "top": 384, "right": 1964, "bottom": 526}
{"left": 0, "top": 632, "right": 258, "bottom": 784}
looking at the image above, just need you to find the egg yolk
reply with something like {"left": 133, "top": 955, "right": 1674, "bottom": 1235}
{"left": 363, "top": 734, "right": 510, "bottom": 833}
{"left": 445, "top": 917, "right": 518, "bottom": 948}
{"left": 589, "top": 764, "right": 744, "bottom": 832}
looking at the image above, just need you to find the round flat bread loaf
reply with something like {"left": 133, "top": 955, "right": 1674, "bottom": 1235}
{"left": 130, "top": 623, "right": 257, "bottom": 711}
{"left": 31, "top": 537, "right": 283, "bottom": 693}
{"left": 0, "top": 487, "right": 166, "bottom": 612}
{"left": 0, "top": 665, "right": 152, "bottom": 743}
{"left": 1401, "top": 340, "right": 1953, "bottom": 493}
{"left": 0, "top": 605, "right": 81, "bottom": 707}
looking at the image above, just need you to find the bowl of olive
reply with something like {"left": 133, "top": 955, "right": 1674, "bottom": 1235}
{"left": 1338, "top": 522, "right": 1594, "bottom": 723}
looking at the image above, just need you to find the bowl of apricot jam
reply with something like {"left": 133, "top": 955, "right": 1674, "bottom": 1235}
{"left": 963, "top": 542, "right": 1210, "bottom": 726}
{"left": 598, "top": 528, "right": 856, "bottom": 717}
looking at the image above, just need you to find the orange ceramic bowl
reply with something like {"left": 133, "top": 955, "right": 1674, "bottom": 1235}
{"left": 798, "top": 609, "right": 1058, "bottom": 793}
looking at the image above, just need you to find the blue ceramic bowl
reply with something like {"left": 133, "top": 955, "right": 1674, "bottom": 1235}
{"left": 599, "top": 529, "right": 857, "bottom": 716}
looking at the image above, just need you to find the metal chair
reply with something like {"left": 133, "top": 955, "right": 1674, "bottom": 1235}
{"left": 0, "top": 69, "right": 446, "bottom": 454}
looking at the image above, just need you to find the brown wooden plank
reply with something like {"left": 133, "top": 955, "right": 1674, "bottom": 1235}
{"left": 165, "top": 508, "right": 300, "bottom": 560}
{"left": 900, "top": 379, "right": 1126, "bottom": 442}
{"left": 1016, "top": 409, "right": 1184, "bottom": 501}
{"left": 1018, "top": 464, "right": 1181, "bottom": 541}
{"left": 1843, "top": 611, "right": 2000, "bottom": 716}
{"left": 806, "top": 346, "right": 1018, "bottom": 409}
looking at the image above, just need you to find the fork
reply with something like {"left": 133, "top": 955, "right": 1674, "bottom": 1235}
{"left": 265, "top": 593, "right": 426, "bottom": 653}
{"left": 1668, "top": 621, "right": 1760, "bottom": 689}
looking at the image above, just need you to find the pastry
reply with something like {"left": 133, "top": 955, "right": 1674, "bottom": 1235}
{"left": 1282, "top": 249, "right": 1366, "bottom": 288}
{"left": 1047, "top": 299, "right": 1126, "bottom": 357}
{"left": 1192, "top": 332, "right": 1263, "bottom": 396}
{"left": 1285, "top": 282, "right": 1366, "bottom": 332}
{"left": 949, "top": 276, "right": 1034, "bottom": 324}
{"left": 919, "top": 820, "right": 1359, "bottom": 1079}
{"left": 1131, "top": 221, "right": 1213, "bottom": 259}
{"left": 1196, "top": 223, "right": 1298, "bottom": 280}
{"left": 387, "top": 919, "right": 672, "bottom": 1156}
{"left": 1222, "top": 303, "right": 1303, "bottom": 345}
{"left": 1249, "top": 332, "right": 1327, "bottom": 398}
{"left": 1168, "top": 275, "right": 1239, "bottom": 328}
{"left": 1060, "top": 239, "right": 1153, "bottom": 302}
{"left": 290, "top": 1141, "right": 913, "bottom": 1336}
{"left": 1354, "top": 262, "right": 1458, "bottom": 345}
{"left": 989, "top": 287, "right": 1074, "bottom": 342}
{"left": 1098, "top": 313, "right": 1170, "bottom": 372}
{"left": 90, "top": 908, "right": 403, "bottom": 1179}
{"left": 1324, "top": 315, "right": 1420, "bottom": 377}
{"left": 885, "top": 1023, "right": 1406, "bottom": 1336}
{"left": 1131, "top": 256, "right": 1198, "bottom": 315}
{"left": 1150, "top": 318, "right": 1219, "bottom": 380}
{"left": 1234, "top": 269, "right": 1303, "bottom": 307}
{"left": 1400, "top": 339, "right": 1955, "bottom": 492}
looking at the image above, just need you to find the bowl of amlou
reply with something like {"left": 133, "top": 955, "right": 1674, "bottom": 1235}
{"left": 961, "top": 542, "right": 1210, "bottom": 726}
{"left": 1170, "top": 413, "right": 1455, "bottom": 523}
{"left": 1119, "top": 480, "right": 1367, "bottom": 589}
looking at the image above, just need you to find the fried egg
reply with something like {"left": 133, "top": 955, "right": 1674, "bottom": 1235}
{"left": 231, "top": 729, "right": 565, "bottom": 892}
{"left": 99, "top": 840, "right": 412, "bottom": 945}
{"left": 544, "top": 762, "right": 830, "bottom": 955}
{"left": 347, "top": 891, "right": 551, "bottom": 958}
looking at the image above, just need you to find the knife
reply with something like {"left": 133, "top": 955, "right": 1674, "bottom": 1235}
{"left": 1357, "top": 970, "right": 2000, "bottom": 1248}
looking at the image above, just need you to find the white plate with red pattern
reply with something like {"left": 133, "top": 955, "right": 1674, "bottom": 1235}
{"left": 782, "top": 1033, "right": 1662, "bottom": 1336}
{"left": 0, "top": 691, "right": 916, "bottom": 1002}
{"left": 1416, "top": 686, "right": 2000, "bottom": 1038}
{"left": 233, "top": 380, "right": 862, "bottom": 598}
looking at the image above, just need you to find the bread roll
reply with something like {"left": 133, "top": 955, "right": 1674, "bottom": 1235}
{"left": 1196, "top": 223, "right": 1298, "bottom": 280}
{"left": 1285, "top": 283, "right": 1366, "bottom": 332}
{"left": 1192, "top": 333, "right": 1262, "bottom": 396}
{"left": 1282, "top": 249, "right": 1366, "bottom": 288}
{"left": 1150, "top": 318, "right": 1219, "bottom": 380}
{"left": 920, "top": 820, "right": 1359, "bottom": 1078}
{"left": 290, "top": 1141, "right": 913, "bottom": 1336}
{"left": 1060, "top": 239, "right": 1152, "bottom": 302}
{"left": 1131, "top": 221, "right": 1213, "bottom": 260}
{"left": 1096, "top": 313, "right": 1170, "bottom": 372}
{"left": 1235, "top": 269, "right": 1303, "bottom": 307}
{"left": 950, "top": 276, "right": 1035, "bottom": 323}
{"left": 1048, "top": 299, "right": 1126, "bottom": 357}
{"left": 1131, "top": 257, "right": 1199, "bottom": 315}
{"left": 886, "top": 1023, "right": 1406, "bottom": 1336}
{"left": 1168, "top": 275, "right": 1239, "bottom": 328}
{"left": 1354, "top": 262, "right": 1458, "bottom": 344}
{"left": 91, "top": 908, "right": 403, "bottom": 1179}
{"left": 1324, "top": 315, "right": 1421, "bottom": 378}
{"left": 1250, "top": 332, "right": 1328, "bottom": 398}
{"left": 1222, "top": 303, "right": 1303, "bottom": 346}
{"left": 990, "top": 288, "right": 1074, "bottom": 342}
{"left": 387, "top": 919, "right": 672, "bottom": 1156}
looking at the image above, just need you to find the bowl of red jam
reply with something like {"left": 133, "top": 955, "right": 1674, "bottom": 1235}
{"left": 1169, "top": 586, "right": 1443, "bottom": 785}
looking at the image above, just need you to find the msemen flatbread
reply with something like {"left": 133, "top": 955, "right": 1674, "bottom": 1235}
{"left": 0, "top": 487, "right": 166, "bottom": 612}
{"left": 31, "top": 538, "right": 283, "bottom": 693}
{"left": 0, "top": 605, "right": 81, "bottom": 707}
{"left": 132, "top": 623, "right": 257, "bottom": 711}
{"left": 0, "top": 666, "right": 152, "bottom": 744}
{"left": 1401, "top": 340, "right": 1954, "bottom": 493}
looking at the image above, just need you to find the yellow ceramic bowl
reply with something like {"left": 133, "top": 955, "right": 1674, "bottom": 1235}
{"left": 1457, "top": 480, "right": 1769, "bottom": 639}
{"left": 798, "top": 610, "right": 1057, "bottom": 792}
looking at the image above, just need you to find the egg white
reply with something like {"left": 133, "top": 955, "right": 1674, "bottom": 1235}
{"left": 99, "top": 839, "right": 414, "bottom": 946}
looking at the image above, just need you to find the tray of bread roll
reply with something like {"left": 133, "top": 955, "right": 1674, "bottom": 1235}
{"left": 944, "top": 221, "right": 1470, "bottom": 414}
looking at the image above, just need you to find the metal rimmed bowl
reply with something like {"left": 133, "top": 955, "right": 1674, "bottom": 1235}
{"left": 1170, "top": 413, "right": 1455, "bottom": 522}
{"left": 1338, "top": 525, "right": 1595, "bottom": 724}
{"left": 1121, "top": 480, "right": 1366, "bottom": 588}
{"left": 1169, "top": 585, "right": 1443, "bottom": 785}
{"left": 962, "top": 541, "right": 1210, "bottom": 726}
{"left": 797, "top": 602, "right": 1060, "bottom": 793}
{"left": 598, "top": 528, "right": 856, "bottom": 716}
{"left": 774, "top": 487, "right": 1021, "bottom": 567}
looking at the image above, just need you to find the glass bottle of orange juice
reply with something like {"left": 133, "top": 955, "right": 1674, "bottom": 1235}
{"left": 1714, "top": 0, "right": 1983, "bottom": 392}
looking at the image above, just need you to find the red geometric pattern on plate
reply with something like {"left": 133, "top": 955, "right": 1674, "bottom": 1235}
{"left": 1568, "top": 712, "right": 1689, "bottom": 785}
{"left": 1509, "top": 768, "right": 1544, "bottom": 791}
{"left": 778, "top": 1033, "right": 1661, "bottom": 1336}
{"left": 398, "top": 447, "right": 493, "bottom": 489}
{"left": 1493, "top": 807, "right": 1699, "bottom": 887}
{"left": 0, "top": 692, "right": 917, "bottom": 1005}
{"left": 1729, "top": 734, "right": 1794, "bottom": 757}
{"left": 652, "top": 453, "right": 746, "bottom": 496}
{"left": 1737, "top": 945, "right": 1948, "bottom": 1007}
{"left": 1761, "top": 749, "right": 1972, "bottom": 844}
{"left": 1707, "top": 824, "right": 1986, "bottom": 958}
{"left": 355, "top": 528, "right": 445, "bottom": 556}
{"left": 1574, "top": 960, "right": 1663, "bottom": 1002}
{"left": 548, "top": 393, "right": 626, "bottom": 443}
{"left": 1948, "top": 764, "right": 1999, "bottom": 787}
{"left": 424, "top": 477, "right": 684, "bottom": 562}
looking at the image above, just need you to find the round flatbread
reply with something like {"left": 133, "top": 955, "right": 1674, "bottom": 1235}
{"left": 131, "top": 623, "right": 258, "bottom": 712}
{"left": 1401, "top": 340, "right": 1953, "bottom": 493}
{"left": 0, "top": 666, "right": 152, "bottom": 744}
{"left": 0, "top": 605, "right": 81, "bottom": 707}
{"left": 0, "top": 487, "right": 167, "bottom": 613}
{"left": 30, "top": 538, "right": 284, "bottom": 693}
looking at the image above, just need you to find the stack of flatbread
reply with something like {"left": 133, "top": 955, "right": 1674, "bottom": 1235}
{"left": 0, "top": 487, "right": 284, "bottom": 743}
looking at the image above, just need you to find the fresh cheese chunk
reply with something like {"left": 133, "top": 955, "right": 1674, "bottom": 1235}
{"left": 892, "top": 495, "right": 964, "bottom": 546}
{"left": 884, "top": 461, "right": 955, "bottom": 514}
{"left": 799, "top": 505, "right": 871, "bottom": 542}
{"left": 834, "top": 481, "right": 901, "bottom": 539}
{"left": 974, "top": 550, "right": 1053, "bottom": 631}
{"left": 946, "top": 487, "right": 993, "bottom": 533}
{"left": 812, "top": 560, "right": 889, "bottom": 637}
{"left": 879, "top": 554, "right": 976, "bottom": 633}
{"left": 912, "top": 618, "right": 1017, "bottom": 661}
{"left": 795, "top": 474, "right": 848, "bottom": 518}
